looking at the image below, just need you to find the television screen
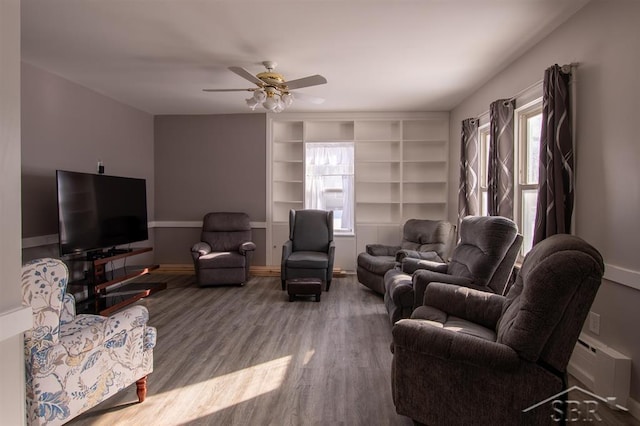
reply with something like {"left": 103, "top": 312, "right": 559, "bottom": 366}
{"left": 56, "top": 170, "right": 149, "bottom": 256}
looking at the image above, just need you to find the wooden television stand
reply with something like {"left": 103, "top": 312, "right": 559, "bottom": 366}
{"left": 70, "top": 247, "right": 166, "bottom": 316}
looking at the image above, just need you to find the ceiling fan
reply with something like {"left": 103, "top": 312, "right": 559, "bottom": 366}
{"left": 203, "top": 61, "right": 327, "bottom": 112}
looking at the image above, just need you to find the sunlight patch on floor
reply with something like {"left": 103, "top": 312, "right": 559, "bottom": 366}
{"left": 149, "top": 355, "right": 293, "bottom": 423}
{"left": 303, "top": 349, "right": 315, "bottom": 365}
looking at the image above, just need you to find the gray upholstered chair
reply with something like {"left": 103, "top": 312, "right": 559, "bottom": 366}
{"left": 281, "top": 209, "right": 335, "bottom": 291}
{"left": 384, "top": 215, "right": 522, "bottom": 323}
{"left": 391, "top": 234, "right": 604, "bottom": 425}
{"left": 356, "top": 219, "right": 455, "bottom": 295}
{"left": 191, "top": 212, "right": 256, "bottom": 286}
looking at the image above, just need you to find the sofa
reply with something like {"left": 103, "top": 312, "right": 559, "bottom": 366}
{"left": 356, "top": 219, "right": 455, "bottom": 295}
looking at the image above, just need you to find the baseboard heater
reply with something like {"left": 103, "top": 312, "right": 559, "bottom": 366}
{"left": 567, "top": 333, "right": 631, "bottom": 407}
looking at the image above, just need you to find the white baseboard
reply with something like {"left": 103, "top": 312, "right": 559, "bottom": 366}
{"left": 628, "top": 397, "right": 640, "bottom": 421}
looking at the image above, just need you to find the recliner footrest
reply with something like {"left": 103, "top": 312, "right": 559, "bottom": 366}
{"left": 287, "top": 278, "right": 322, "bottom": 302}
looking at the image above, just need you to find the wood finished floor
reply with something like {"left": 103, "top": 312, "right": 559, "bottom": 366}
{"left": 69, "top": 274, "right": 412, "bottom": 426}
{"left": 68, "top": 273, "right": 639, "bottom": 426}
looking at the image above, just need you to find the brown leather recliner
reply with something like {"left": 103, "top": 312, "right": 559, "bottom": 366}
{"left": 191, "top": 212, "right": 256, "bottom": 286}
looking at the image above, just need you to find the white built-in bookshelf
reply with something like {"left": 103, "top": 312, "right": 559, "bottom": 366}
{"left": 268, "top": 113, "right": 449, "bottom": 268}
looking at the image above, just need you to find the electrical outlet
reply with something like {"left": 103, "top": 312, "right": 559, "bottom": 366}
{"left": 589, "top": 311, "right": 600, "bottom": 335}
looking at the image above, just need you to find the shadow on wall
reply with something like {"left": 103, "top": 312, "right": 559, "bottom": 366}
{"left": 22, "top": 172, "right": 58, "bottom": 238}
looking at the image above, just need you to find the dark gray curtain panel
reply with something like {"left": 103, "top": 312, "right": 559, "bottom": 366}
{"left": 488, "top": 99, "right": 515, "bottom": 219}
{"left": 533, "top": 65, "right": 574, "bottom": 245}
{"left": 458, "top": 118, "right": 479, "bottom": 225}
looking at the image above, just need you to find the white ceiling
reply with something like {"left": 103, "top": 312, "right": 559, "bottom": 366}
{"left": 21, "top": 0, "right": 590, "bottom": 115}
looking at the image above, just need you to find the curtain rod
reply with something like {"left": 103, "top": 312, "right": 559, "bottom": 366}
{"left": 470, "top": 63, "right": 579, "bottom": 121}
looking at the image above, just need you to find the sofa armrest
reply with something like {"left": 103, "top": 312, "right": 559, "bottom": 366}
{"left": 411, "top": 269, "right": 474, "bottom": 310}
{"left": 240, "top": 241, "right": 256, "bottom": 254}
{"left": 392, "top": 319, "right": 519, "bottom": 371}
{"left": 191, "top": 242, "right": 212, "bottom": 257}
{"left": 105, "top": 305, "right": 150, "bottom": 338}
{"left": 281, "top": 240, "right": 293, "bottom": 263}
{"left": 416, "top": 283, "right": 505, "bottom": 329}
{"left": 366, "top": 244, "right": 401, "bottom": 257}
{"left": 401, "top": 257, "right": 448, "bottom": 275}
{"left": 328, "top": 241, "right": 336, "bottom": 275}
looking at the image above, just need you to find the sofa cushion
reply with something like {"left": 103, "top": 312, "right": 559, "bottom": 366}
{"left": 357, "top": 253, "right": 396, "bottom": 275}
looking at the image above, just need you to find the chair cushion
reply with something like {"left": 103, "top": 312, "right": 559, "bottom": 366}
{"left": 447, "top": 216, "right": 518, "bottom": 286}
{"left": 198, "top": 251, "right": 246, "bottom": 269}
{"left": 401, "top": 219, "right": 455, "bottom": 259}
{"left": 291, "top": 210, "right": 331, "bottom": 252}
{"left": 286, "top": 251, "right": 329, "bottom": 269}
{"left": 203, "top": 212, "right": 251, "bottom": 231}
{"left": 357, "top": 253, "right": 396, "bottom": 276}
{"left": 497, "top": 234, "right": 604, "bottom": 367}
{"left": 201, "top": 212, "right": 252, "bottom": 252}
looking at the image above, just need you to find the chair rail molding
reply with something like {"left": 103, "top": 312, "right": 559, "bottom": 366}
{"left": 0, "top": 306, "right": 32, "bottom": 342}
{"left": 22, "top": 221, "right": 268, "bottom": 249}
{"left": 603, "top": 264, "right": 640, "bottom": 292}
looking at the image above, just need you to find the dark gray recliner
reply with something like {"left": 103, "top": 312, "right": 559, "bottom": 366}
{"left": 281, "top": 209, "right": 335, "bottom": 291}
{"left": 384, "top": 215, "right": 522, "bottom": 324}
{"left": 356, "top": 219, "right": 455, "bottom": 295}
{"left": 191, "top": 212, "right": 256, "bottom": 286}
{"left": 391, "top": 234, "right": 605, "bottom": 425}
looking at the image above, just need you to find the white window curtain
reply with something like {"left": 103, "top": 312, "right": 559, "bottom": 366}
{"left": 305, "top": 142, "right": 354, "bottom": 231}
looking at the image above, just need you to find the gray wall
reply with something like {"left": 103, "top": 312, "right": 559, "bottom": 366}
{"left": 153, "top": 114, "right": 267, "bottom": 265}
{"left": 21, "top": 62, "right": 155, "bottom": 265}
{"left": 448, "top": 0, "right": 640, "bottom": 401}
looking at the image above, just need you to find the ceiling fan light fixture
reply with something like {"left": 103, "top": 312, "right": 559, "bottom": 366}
{"left": 262, "top": 95, "right": 278, "bottom": 111}
{"left": 205, "top": 62, "right": 325, "bottom": 113}
{"left": 273, "top": 100, "right": 285, "bottom": 113}
{"left": 253, "top": 89, "right": 267, "bottom": 102}
{"left": 281, "top": 92, "right": 294, "bottom": 107}
{"left": 245, "top": 97, "right": 259, "bottom": 110}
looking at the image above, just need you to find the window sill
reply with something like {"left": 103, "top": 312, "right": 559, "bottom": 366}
{"left": 335, "top": 232, "right": 355, "bottom": 238}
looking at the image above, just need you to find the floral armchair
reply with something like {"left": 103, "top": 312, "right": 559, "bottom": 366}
{"left": 22, "top": 258, "right": 156, "bottom": 426}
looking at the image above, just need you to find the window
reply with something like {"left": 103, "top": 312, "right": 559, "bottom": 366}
{"left": 304, "top": 142, "right": 354, "bottom": 234}
{"left": 478, "top": 124, "right": 490, "bottom": 216}
{"left": 475, "top": 98, "right": 542, "bottom": 257}
{"left": 515, "top": 99, "right": 543, "bottom": 255}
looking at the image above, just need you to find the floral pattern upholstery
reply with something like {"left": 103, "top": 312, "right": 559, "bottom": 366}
{"left": 22, "top": 258, "right": 156, "bottom": 426}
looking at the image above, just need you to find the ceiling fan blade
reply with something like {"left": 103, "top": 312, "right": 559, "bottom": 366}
{"left": 202, "top": 88, "right": 253, "bottom": 92}
{"left": 291, "top": 92, "right": 325, "bottom": 105}
{"left": 229, "top": 66, "right": 264, "bottom": 86}
{"left": 284, "top": 74, "right": 327, "bottom": 90}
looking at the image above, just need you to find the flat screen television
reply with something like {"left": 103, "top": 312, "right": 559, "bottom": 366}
{"left": 56, "top": 170, "right": 149, "bottom": 256}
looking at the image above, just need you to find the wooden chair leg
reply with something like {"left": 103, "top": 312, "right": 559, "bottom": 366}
{"left": 136, "top": 376, "right": 148, "bottom": 403}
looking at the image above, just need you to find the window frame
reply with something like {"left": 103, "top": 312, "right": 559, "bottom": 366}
{"left": 303, "top": 140, "right": 355, "bottom": 235}
{"left": 514, "top": 97, "right": 543, "bottom": 258}
{"left": 478, "top": 122, "right": 490, "bottom": 217}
